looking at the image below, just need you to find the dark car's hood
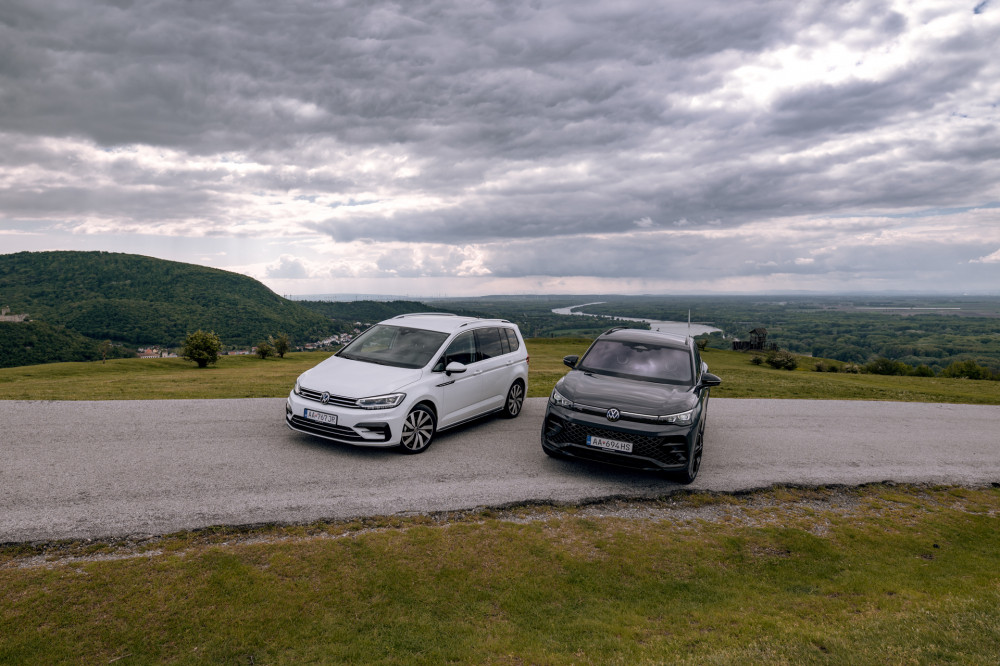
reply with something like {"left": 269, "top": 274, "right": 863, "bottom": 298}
{"left": 557, "top": 370, "right": 697, "bottom": 415}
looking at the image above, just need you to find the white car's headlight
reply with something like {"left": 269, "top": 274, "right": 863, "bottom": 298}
{"left": 660, "top": 409, "right": 694, "bottom": 426}
{"left": 356, "top": 393, "right": 406, "bottom": 410}
{"left": 549, "top": 388, "right": 573, "bottom": 408}
{"left": 293, "top": 379, "right": 301, "bottom": 396}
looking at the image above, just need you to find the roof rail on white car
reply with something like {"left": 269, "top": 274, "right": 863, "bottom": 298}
{"left": 391, "top": 312, "right": 459, "bottom": 318}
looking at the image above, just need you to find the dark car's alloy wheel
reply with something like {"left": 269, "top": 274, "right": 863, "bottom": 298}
{"left": 399, "top": 405, "right": 436, "bottom": 454}
{"left": 502, "top": 382, "right": 525, "bottom": 418}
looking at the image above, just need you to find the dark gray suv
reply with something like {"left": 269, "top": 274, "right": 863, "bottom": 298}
{"left": 541, "top": 327, "right": 721, "bottom": 483}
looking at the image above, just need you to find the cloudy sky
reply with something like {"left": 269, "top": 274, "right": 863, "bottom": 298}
{"left": 2, "top": 0, "right": 999, "bottom": 297}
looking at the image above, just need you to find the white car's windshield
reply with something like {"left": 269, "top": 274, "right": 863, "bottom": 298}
{"left": 337, "top": 325, "right": 449, "bottom": 369}
{"left": 578, "top": 339, "right": 693, "bottom": 385}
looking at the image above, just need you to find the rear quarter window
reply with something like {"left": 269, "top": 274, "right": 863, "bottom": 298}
{"left": 502, "top": 328, "right": 520, "bottom": 352}
{"left": 476, "top": 327, "right": 504, "bottom": 360}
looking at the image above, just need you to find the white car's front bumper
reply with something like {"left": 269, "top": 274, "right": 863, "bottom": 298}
{"left": 285, "top": 392, "right": 406, "bottom": 447}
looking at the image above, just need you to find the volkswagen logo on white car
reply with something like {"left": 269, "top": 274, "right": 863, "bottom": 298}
{"left": 606, "top": 408, "right": 620, "bottom": 422}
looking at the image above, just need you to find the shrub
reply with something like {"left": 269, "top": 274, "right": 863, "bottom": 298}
{"left": 766, "top": 350, "right": 798, "bottom": 371}
{"left": 911, "top": 364, "right": 936, "bottom": 377}
{"left": 256, "top": 340, "right": 275, "bottom": 359}
{"left": 865, "top": 357, "right": 911, "bottom": 376}
{"left": 843, "top": 363, "right": 862, "bottom": 374}
{"left": 272, "top": 333, "right": 291, "bottom": 358}
{"left": 813, "top": 361, "right": 828, "bottom": 373}
{"left": 181, "top": 330, "right": 221, "bottom": 368}
{"left": 750, "top": 355, "right": 764, "bottom": 365}
{"left": 941, "top": 359, "right": 989, "bottom": 380}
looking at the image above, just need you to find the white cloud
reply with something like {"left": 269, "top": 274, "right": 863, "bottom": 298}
{"left": 971, "top": 248, "right": 1000, "bottom": 264}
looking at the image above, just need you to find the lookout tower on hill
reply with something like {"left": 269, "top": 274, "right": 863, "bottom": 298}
{"left": 732, "top": 327, "right": 776, "bottom": 352}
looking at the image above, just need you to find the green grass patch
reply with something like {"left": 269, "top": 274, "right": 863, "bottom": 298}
{"left": 2, "top": 342, "right": 999, "bottom": 404}
{"left": 2, "top": 485, "right": 999, "bottom": 664}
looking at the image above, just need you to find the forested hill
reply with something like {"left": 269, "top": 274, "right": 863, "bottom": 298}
{"left": 0, "top": 251, "right": 335, "bottom": 348}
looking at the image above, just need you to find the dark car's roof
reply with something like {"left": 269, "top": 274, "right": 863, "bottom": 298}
{"left": 600, "top": 327, "right": 692, "bottom": 350}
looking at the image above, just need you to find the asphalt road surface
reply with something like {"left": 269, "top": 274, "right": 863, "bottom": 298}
{"left": 2, "top": 398, "right": 998, "bottom": 542}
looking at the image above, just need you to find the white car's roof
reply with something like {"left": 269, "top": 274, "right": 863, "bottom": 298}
{"left": 383, "top": 313, "right": 514, "bottom": 334}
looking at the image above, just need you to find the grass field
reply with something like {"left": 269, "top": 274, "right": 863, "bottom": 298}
{"left": 2, "top": 339, "right": 1000, "bottom": 404}
{"left": 2, "top": 485, "right": 999, "bottom": 664}
{"left": 3, "top": 342, "right": 1000, "bottom": 663}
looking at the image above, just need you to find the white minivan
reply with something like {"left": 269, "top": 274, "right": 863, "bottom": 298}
{"left": 286, "top": 313, "right": 529, "bottom": 453}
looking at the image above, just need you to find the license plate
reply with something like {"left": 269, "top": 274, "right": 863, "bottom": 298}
{"left": 586, "top": 435, "right": 633, "bottom": 453}
{"left": 304, "top": 409, "right": 338, "bottom": 425}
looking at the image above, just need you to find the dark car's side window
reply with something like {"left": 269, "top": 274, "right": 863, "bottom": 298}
{"left": 476, "top": 327, "right": 504, "bottom": 360}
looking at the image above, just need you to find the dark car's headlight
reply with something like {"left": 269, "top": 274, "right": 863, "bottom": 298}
{"left": 659, "top": 409, "right": 693, "bottom": 426}
{"left": 549, "top": 388, "right": 573, "bottom": 408}
{"left": 356, "top": 393, "right": 406, "bottom": 410}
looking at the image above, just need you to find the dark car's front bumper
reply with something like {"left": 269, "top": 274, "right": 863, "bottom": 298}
{"left": 541, "top": 403, "right": 697, "bottom": 472}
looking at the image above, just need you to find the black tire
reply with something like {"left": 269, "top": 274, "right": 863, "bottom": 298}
{"left": 674, "top": 430, "right": 703, "bottom": 484}
{"left": 501, "top": 381, "right": 525, "bottom": 418}
{"left": 399, "top": 405, "right": 436, "bottom": 454}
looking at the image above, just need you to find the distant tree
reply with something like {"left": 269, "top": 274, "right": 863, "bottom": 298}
{"left": 256, "top": 339, "right": 275, "bottom": 359}
{"left": 99, "top": 339, "right": 113, "bottom": 364}
{"left": 181, "top": 330, "right": 221, "bottom": 368}
{"left": 941, "top": 359, "right": 989, "bottom": 380}
{"left": 272, "top": 332, "right": 291, "bottom": 358}
{"left": 864, "top": 357, "right": 910, "bottom": 376}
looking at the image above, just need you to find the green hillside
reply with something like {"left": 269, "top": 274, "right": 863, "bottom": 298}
{"left": 0, "top": 251, "right": 335, "bottom": 353}
{"left": 0, "top": 320, "right": 133, "bottom": 368}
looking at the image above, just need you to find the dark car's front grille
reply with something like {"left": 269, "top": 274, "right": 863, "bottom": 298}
{"left": 288, "top": 415, "right": 364, "bottom": 441}
{"left": 544, "top": 415, "right": 688, "bottom": 467}
{"left": 298, "top": 387, "right": 359, "bottom": 408}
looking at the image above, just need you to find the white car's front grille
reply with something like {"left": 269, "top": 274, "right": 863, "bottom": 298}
{"left": 299, "top": 386, "right": 358, "bottom": 408}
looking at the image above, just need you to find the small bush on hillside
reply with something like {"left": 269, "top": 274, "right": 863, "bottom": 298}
{"left": 843, "top": 363, "right": 862, "bottom": 374}
{"left": 941, "top": 359, "right": 994, "bottom": 380}
{"left": 766, "top": 350, "right": 798, "bottom": 371}
{"left": 181, "top": 330, "right": 222, "bottom": 368}
{"left": 750, "top": 355, "right": 764, "bottom": 365}
{"left": 256, "top": 340, "right": 275, "bottom": 359}
{"left": 911, "top": 364, "right": 936, "bottom": 377}
{"left": 865, "top": 357, "right": 911, "bottom": 376}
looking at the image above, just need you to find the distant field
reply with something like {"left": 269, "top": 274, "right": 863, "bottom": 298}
{"left": 2, "top": 340, "right": 1000, "bottom": 404}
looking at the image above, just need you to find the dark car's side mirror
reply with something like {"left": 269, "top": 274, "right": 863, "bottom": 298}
{"left": 563, "top": 355, "right": 579, "bottom": 369}
{"left": 700, "top": 372, "right": 722, "bottom": 387}
{"left": 445, "top": 361, "right": 468, "bottom": 376}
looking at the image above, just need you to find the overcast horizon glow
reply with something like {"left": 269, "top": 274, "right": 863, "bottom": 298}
{"left": 1, "top": 0, "right": 999, "bottom": 297}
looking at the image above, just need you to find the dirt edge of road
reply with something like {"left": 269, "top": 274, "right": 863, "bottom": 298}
{"left": 5, "top": 481, "right": 999, "bottom": 570}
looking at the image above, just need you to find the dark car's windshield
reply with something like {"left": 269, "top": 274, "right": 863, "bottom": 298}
{"left": 578, "top": 339, "right": 693, "bottom": 385}
{"left": 337, "top": 324, "right": 448, "bottom": 369}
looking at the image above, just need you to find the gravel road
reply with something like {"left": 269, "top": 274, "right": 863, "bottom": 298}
{"left": 2, "top": 397, "right": 998, "bottom": 542}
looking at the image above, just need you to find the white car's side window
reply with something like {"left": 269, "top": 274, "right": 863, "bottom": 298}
{"left": 443, "top": 330, "right": 477, "bottom": 366}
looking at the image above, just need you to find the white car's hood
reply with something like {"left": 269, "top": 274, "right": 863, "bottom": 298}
{"left": 299, "top": 355, "right": 425, "bottom": 398}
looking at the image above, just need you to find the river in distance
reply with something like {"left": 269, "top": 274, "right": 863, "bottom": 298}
{"left": 552, "top": 302, "right": 722, "bottom": 337}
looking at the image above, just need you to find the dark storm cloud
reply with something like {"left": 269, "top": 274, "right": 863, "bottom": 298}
{"left": 1, "top": 0, "right": 998, "bottom": 289}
